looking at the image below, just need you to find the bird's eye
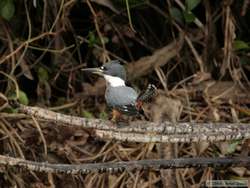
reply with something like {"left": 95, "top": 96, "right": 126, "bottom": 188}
{"left": 100, "top": 66, "right": 107, "bottom": 70}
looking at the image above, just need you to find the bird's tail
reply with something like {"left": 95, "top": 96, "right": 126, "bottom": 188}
{"left": 137, "top": 84, "right": 157, "bottom": 103}
{"left": 135, "top": 84, "right": 157, "bottom": 120}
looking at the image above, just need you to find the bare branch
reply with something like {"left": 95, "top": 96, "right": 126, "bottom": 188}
{"left": 10, "top": 103, "right": 250, "bottom": 143}
{"left": 126, "top": 37, "right": 184, "bottom": 80}
{"left": 95, "top": 130, "right": 248, "bottom": 143}
{"left": 1, "top": 155, "right": 250, "bottom": 174}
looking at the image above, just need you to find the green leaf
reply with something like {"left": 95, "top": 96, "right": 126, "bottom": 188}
{"left": 186, "top": 0, "right": 201, "bottom": 11}
{"left": 82, "top": 110, "right": 94, "bottom": 118}
{"left": 38, "top": 67, "right": 49, "bottom": 82}
{"left": 8, "top": 89, "right": 29, "bottom": 105}
{"left": 4, "top": 107, "right": 18, "bottom": 113}
{"left": 88, "top": 31, "right": 97, "bottom": 47}
{"left": 169, "top": 7, "right": 183, "bottom": 24}
{"left": 183, "top": 11, "right": 195, "bottom": 23}
{"left": 18, "top": 90, "right": 29, "bottom": 105}
{"left": 87, "top": 31, "right": 109, "bottom": 47}
{"left": 99, "top": 111, "right": 108, "bottom": 120}
{"left": 0, "top": 0, "right": 15, "bottom": 21}
{"left": 233, "top": 40, "right": 250, "bottom": 50}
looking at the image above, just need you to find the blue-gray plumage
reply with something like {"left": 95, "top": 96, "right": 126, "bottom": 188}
{"left": 105, "top": 86, "right": 139, "bottom": 115}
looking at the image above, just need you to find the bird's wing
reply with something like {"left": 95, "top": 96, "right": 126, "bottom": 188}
{"left": 116, "top": 104, "right": 139, "bottom": 115}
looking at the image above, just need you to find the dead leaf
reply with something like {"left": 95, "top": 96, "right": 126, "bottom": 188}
{"left": 192, "top": 71, "right": 211, "bottom": 85}
{"left": 90, "top": 0, "right": 119, "bottom": 14}
{"left": 20, "top": 59, "right": 34, "bottom": 80}
{"left": 231, "top": 167, "right": 246, "bottom": 177}
{"left": 193, "top": 142, "right": 210, "bottom": 155}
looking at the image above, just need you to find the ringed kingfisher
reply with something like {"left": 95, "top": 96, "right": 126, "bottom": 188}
{"left": 82, "top": 60, "right": 156, "bottom": 122}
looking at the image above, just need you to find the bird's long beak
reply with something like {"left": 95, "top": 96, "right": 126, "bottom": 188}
{"left": 81, "top": 67, "right": 104, "bottom": 76}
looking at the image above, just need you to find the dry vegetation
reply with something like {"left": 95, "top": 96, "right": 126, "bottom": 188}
{"left": 0, "top": 0, "right": 250, "bottom": 187}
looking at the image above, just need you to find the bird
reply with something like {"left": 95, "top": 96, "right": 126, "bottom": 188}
{"left": 81, "top": 60, "right": 157, "bottom": 122}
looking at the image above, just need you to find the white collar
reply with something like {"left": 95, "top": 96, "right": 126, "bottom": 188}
{"left": 104, "top": 75, "right": 125, "bottom": 87}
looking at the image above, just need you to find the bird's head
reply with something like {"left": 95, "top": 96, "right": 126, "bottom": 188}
{"left": 82, "top": 60, "right": 126, "bottom": 87}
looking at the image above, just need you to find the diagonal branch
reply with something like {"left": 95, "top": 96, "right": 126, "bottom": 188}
{"left": 126, "top": 36, "right": 184, "bottom": 80}
{"left": 1, "top": 154, "right": 250, "bottom": 174}
{"left": 10, "top": 103, "right": 250, "bottom": 143}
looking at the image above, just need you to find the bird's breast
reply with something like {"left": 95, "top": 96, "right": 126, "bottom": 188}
{"left": 105, "top": 86, "right": 138, "bottom": 107}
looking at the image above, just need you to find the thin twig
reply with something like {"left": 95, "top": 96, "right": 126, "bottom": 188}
{"left": 31, "top": 116, "right": 47, "bottom": 156}
{"left": 11, "top": 0, "right": 32, "bottom": 74}
{"left": 86, "top": 0, "right": 109, "bottom": 61}
{"left": 0, "top": 32, "right": 56, "bottom": 65}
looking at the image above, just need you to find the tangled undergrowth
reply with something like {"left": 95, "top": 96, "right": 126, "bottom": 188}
{"left": 0, "top": 0, "right": 250, "bottom": 187}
